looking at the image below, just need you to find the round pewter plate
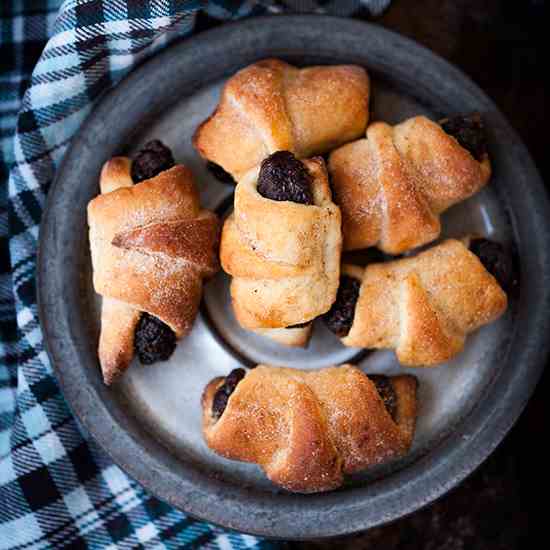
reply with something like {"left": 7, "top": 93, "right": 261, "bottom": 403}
{"left": 38, "top": 16, "right": 550, "bottom": 539}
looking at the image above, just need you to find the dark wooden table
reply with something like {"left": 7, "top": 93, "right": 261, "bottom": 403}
{"left": 290, "top": 1, "right": 546, "bottom": 548}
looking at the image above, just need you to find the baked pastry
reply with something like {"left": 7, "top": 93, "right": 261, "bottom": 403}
{"left": 328, "top": 114, "right": 491, "bottom": 253}
{"left": 202, "top": 364, "right": 418, "bottom": 493}
{"left": 88, "top": 140, "right": 220, "bottom": 384}
{"left": 252, "top": 324, "right": 313, "bottom": 348}
{"left": 323, "top": 239, "right": 507, "bottom": 366}
{"left": 194, "top": 58, "right": 370, "bottom": 182}
{"left": 220, "top": 151, "right": 342, "bottom": 346}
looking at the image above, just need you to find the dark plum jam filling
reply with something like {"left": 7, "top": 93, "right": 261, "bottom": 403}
{"left": 368, "top": 375, "right": 397, "bottom": 420}
{"left": 257, "top": 151, "right": 313, "bottom": 205}
{"left": 131, "top": 139, "right": 175, "bottom": 183}
{"left": 469, "top": 238, "right": 517, "bottom": 293}
{"left": 134, "top": 313, "right": 177, "bottom": 365}
{"left": 440, "top": 113, "right": 487, "bottom": 162}
{"left": 323, "top": 275, "right": 361, "bottom": 337}
{"left": 212, "top": 368, "right": 246, "bottom": 419}
{"left": 206, "top": 161, "right": 236, "bottom": 184}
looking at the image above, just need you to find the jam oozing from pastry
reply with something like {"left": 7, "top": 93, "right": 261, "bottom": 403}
{"left": 470, "top": 238, "right": 516, "bottom": 293}
{"left": 134, "top": 313, "right": 177, "bottom": 365}
{"left": 323, "top": 275, "right": 361, "bottom": 337}
{"left": 212, "top": 368, "right": 246, "bottom": 419}
{"left": 368, "top": 375, "right": 397, "bottom": 421}
{"left": 257, "top": 151, "right": 313, "bottom": 205}
{"left": 131, "top": 139, "right": 175, "bottom": 183}
{"left": 206, "top": 161, "right": 236, "bottom": 185}
{"left": 440, "top": 113, "right": 487, "bottom": 162}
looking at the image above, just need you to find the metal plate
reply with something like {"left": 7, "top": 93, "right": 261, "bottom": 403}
{"left": 37, "top": 16, "right": 550, "bottom": 539}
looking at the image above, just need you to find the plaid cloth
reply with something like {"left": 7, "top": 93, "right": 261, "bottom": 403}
{"left": 0, "top": 0, "right": 390, "bottom": 548}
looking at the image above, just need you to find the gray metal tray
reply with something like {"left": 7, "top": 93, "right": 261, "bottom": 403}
{"left": 37, "top": 15, "right": 550, "bottom": 539}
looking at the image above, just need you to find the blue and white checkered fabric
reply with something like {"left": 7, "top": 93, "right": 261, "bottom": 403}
{"left": 0, "top": 0, "right": 390, "bottom": 547}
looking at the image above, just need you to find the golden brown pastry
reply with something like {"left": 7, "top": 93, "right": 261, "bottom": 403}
{"left": 220, "top": 151, "right": 342, "bottom": 346}
{"left": 329, "top": 114, "right": 491, "bottom": 254}
{"left": 194, "top": 59, "right": 370, "bottom": 181}
{"left": 88, "top": 140, "right": 220, "bottom": 384}
{"left": 323, "top": 239, "right": 507, "bottom": 366}
{"left": 202, "top": 365, "right": 418, "bottom": 493}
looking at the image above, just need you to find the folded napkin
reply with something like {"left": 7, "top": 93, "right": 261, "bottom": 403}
{"left": 0, "top": 0, "right": 390, "bottom": 547}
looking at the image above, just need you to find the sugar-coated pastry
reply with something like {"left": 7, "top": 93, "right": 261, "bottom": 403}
{"left": 328, "top": 114, "right": 491, "bottom": 253}
{"left": 323, "top": 239, "right": 507, "bottom": 366}
{"left": 220, "top": 151, "right": 342, "bottom": 346}
{"left": 194, "top": 58, "right": 370, "bottom": 181}
{"left": 88, "top": 140, "right": 220, "bottom": 384}
{"left": 202, "top": 365, "right": 418, "bottom": 493}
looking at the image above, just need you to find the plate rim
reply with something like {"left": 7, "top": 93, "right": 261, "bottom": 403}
{"left": 37, "top": 14, "right": 550, "bottom": 539}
